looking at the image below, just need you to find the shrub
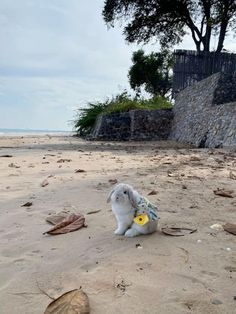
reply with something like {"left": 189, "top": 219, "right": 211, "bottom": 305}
{"left": 74, "top": 92, "right": 172, "bottom": 136}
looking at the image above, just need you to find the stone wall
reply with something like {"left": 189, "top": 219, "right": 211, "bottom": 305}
{"left": 91, "top": 109, "right": 173, "bottom": 141}
{"left": 169, "top": 72, "right": 236, "bottom": 148}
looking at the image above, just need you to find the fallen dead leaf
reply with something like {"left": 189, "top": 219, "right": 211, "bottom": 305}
{"left": 21, "top": 202, "right": 33, "bottom": 207}
{"left": 229, "top": 171, "right": 236, "bottom": 180}
{"left": 44, "top": 289, "right": 89, "bottom": 314}
{"left": 162, "top": 227, "right": 197, "bottom": 236}
{"left": 223, "top": 223, "right": 236, "bottom": 235}
{"left": 108, "top": 179, "right": 118, "bottom": 185}
{"left": 44, "top": 213, "right": 86, "bottom": 235}
{"left": 148, "top": 190, "right": 158, "bottom": 196}
{"left": 190, "top": 156, "right": 201, "bottom": 161}
{"left": 8, "top": 163, "right": 20, "bottom": 168}
{"left": 57, "top": 158, "right": 72, "bottom": 163}
{"left": 41, "top": 179, "right": 49, "bottom": 187}
{"left": 75, "top": 169, "right": 86, "bottom": 173}
{"left": 86, "top": 209, "right": 101, "bottom": 215}
{"left": 214, "top": 188, "right": 234, "bottom": 198}
{"left": 0, "top": 154, "right": 13, "bottom": 157}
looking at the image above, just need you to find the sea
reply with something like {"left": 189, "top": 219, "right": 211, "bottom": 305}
{"left": 0, "top": 128, "right": 73, "bottom": 137}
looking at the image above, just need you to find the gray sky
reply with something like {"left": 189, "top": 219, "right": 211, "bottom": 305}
{"left": 0, "top": 0, "right": 235, "bottom": 130}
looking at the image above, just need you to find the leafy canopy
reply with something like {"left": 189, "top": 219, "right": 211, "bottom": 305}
{"left": 103, "top": 0, "right": 236, "bottom": 52}
{"left": 128, "top": 49, "right": 173, "bottom": 97}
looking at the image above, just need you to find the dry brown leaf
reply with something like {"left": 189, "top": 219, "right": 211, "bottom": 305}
{"left": 21, "top": 202, "right": 33, "bottom": 207}
{"left": 229, "top": 171, "right": 236, "bottom": 180}
{"left": 41, "top": 179, "right": 49, "bottom": 187}
{"left": 0, "top": 154, "right": 13, "bottom": 157}
{"left": 57, "top": 158, "right": 72, "bottom": 163}
{"left": 190, "top": 156, "right": 201, "bottom": 161}
{"left": 108, "top": 179, "right": 118, "bottom": 185}
{"left": 148, "top": 190, "right": 158, "bottom": 196}
{"left": 75, "top": 169, "right": 86, "bottom": 173}
{"left": 44, "top": 213, "right": 85, "bottom": 235}
{"left": 44, "top": 289, "right": 90, "bottom": 314}
{"left": 86, "top": 209, "right": 101, "bottom": 215}
{"left": 213, "top": 188, "right": 234, "bottom": 198}
{"left": 8, "top": 163, "right": 20, "bottom": 168}
{"left": 223, "top": 223, "right": 236, "bottom": 235}
{"left": 162, "top": 227, "right": 197, "bottom": 236}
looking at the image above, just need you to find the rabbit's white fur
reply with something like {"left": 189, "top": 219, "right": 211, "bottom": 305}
{"left": 107, "top": 183, "right": 157, "bottom": 237}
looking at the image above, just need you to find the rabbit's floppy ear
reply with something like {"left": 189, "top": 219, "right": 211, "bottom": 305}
{"left": 107, "top": 189, "right": 114, "bottom": 203}
{"left": 127, "top": 187, "right": 138, "bottom": 208}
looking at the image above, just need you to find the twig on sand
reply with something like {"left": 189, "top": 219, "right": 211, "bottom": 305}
{"left": 178, "top": 247, "right": 189, "bottom": 263}
{"left": 36, "top": 280, "right": 55, "bottom": 300}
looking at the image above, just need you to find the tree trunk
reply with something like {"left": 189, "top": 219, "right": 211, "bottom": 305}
{"left": 216, "top": 20, "right": 228, "bottom": 52}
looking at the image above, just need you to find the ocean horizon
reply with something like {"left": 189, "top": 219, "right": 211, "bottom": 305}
{"left": 0, "top": 128, "right": 73, "bottom": 136}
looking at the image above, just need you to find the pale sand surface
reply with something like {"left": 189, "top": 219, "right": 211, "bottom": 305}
{"left": 0, "top": 136, "right": 236, "bottom": 314}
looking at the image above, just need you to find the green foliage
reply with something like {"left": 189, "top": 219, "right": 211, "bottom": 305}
{"left": 74, "top": 92, "right": 172, "bottom": 136}
{"left": 103, "top": 0, "right": 236, "bottom": 52}
{"left": 128, "top": 49, "right": 173, "bottom": 97}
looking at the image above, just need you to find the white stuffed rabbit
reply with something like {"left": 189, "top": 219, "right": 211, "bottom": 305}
{"left": 107, "top": 183, "right": 158, "bottom": 237}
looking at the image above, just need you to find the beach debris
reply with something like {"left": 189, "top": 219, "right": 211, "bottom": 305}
{"left": 41, "top": 179, "right": 49, "bottom": 187}
{"left": 226, "top": 247, "right": 231, "bottom": 251}
{"left": 229, "top": 171, "right": 236, "bottom": 180}
{"left": 223, "top": 223, "right": 236, "bottom": 235}
{"left": 42, "top": 161, "right": 50, "bottom": 164}
{"left": 210, "top": 223, "right": 224, "bottom": 231}
{"left": 86, "top": 209, "right": 101, "bottom": 215}
{"left": 109, "top": 178, "right": 118, "bottom": 185}
{"left": 148, "top": 190, "right": 158, "bottom": 196}
{"left": 0, "top": 154, "right": 13, "bottom": 157}
{"left": 162, "top": 227, "right": 197, "bottom": 236}
{"left": 178, "top": 247, "right": 189, "bottom": 263}
{"left": 21, "top": 202, "right": 33, "bottom": 207}
{"left": 45, "top": 212, "right": 69, "bottom": 225}
{"left": 197, "top": 239, "right": 202, "bottom": 243}
{"left": 44, "top": 289, "right": 90, "bottom": 314}
{"left": 225, "top": 266, "right": 236, "bottom": 272}
{"left": 75, "top": 169, "right": 86, "bottom": 173}
{"left": 44, "top": 213, "right": 86, "bottom": 235}
{"left": 115, "top": 277, "right": 131, "bottom": 293}
{"left": 135, "top": 243, "right": 143, "bottom": 249}
{"left": 57, "top": 158, "right": 72, "bottom": 163}
{"left": 167, "top": 170, "right": 175, "bottom": 177}
{"left": 8, "top": 162, "right": 20, "bottom": 168}
{"left": 190, "top": 156, "right": 201, "bottom": 161}
{"left": 211, "top": 299, "right": 223, "bottom": 305}
{"left": 213, "top": 188, "right": 234, "bottom": 198}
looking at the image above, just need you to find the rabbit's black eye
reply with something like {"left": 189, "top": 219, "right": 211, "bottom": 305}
{"left": 124, "top": 191, "right": 127, "bottom": 194}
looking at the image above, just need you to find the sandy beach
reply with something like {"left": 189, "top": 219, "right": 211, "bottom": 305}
{"left": 0, "top": 136, "right": 236, "bottom": 314}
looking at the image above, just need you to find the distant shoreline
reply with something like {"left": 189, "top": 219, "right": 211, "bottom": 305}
{"left": 0, "top": 128, "right": 73, "bottom": 137}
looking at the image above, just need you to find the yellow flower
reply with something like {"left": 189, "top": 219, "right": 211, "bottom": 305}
{"left": 133, "top": 214, "right": 149, "bottom": 226}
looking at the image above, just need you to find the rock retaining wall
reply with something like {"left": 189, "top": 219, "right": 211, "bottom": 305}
{"left": 91, "top": 109, "right": 173, "bottom": 141}
{"left": 169, "top": 73, "right": 236, "bottom": 148}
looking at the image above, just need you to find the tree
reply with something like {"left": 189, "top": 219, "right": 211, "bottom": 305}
{"left": 103, "top": 0, "right": 236, "bottom": 52}
{"left": 128, "top": 49, "right": 173, "bottom": 97}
